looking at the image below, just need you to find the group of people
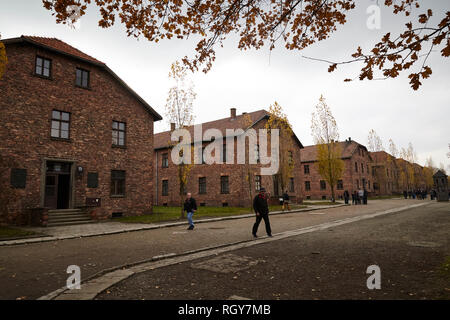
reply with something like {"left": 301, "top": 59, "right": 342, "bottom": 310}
{"left": 343, "top": 189, "right": 368, "bottom": 205}
{"left": 403, "top": 189, "right": 432, "bottom": 200}
{"left": 183, "top": 188, "right": 274, "bottom": 238}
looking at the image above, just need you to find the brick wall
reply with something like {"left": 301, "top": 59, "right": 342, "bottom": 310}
{"left": 0, "top": 42, "right": 157, "bottom": 224}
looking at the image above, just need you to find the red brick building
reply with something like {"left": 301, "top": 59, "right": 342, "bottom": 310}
{"left": 370, "top": 151, "right": 400, "bottom": 195}
{"left": 154, "top": 109, "right": 304, "bottom": 207}
{"left": 0, "top": 36, "right": 162, "bottom": 225}
{"left": 300, "top": 138, "right": 374, "bottom": 200}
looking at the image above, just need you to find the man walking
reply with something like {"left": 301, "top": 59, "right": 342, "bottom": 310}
{"left": 282, "top": 190, "right": 290, "bottom": 212}
{"left": 184, "top": 192, "right": 197, "bottom": 230}
{"left": 344, "top": 190, "right": 349, "bottom": 205}
{"left": 252, "top": 188, "right": 272, "bottom": 238}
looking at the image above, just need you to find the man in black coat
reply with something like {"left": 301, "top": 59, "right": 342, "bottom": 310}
{"left": 252, "top": 188, "right": 272, "bottom": 238}
{"left": 184, "top": 193, "right": 197, "bottom": 230}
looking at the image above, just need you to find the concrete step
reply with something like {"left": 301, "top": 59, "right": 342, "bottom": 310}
{"left": 48, "top": 216, "right": 91, "bottom": 223}
{"left": 47, "top": 220, "right": 96, "bottom": 227}
{"left": 47, "top": 209, "right": 82, "bottom": 214}
{"left": 48, "top": 212, "right": 88, "bottom": 218}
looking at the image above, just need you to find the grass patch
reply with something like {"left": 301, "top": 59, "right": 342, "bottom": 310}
{"left": 368, "top": 195, "right": 402, "bottom": 200}
{"left": 114, "top": 204, "right": 306, "bottom": 224}
{"left": 302, "top": 201, "right": 343, "bottom": 206}
{"left": 0, "top": 226, "right": 38, "bottom": 240}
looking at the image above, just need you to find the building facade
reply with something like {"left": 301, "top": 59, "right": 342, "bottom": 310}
{"left": 370, "top": 151, "right": 400, "bottom": 195}
{"left": 0, "top": 36, "right": 162, "bottom": 225}
{"left": 300, "top": 138, "right": 374, "bottom": 200}
{"left": 154, "top": 109, "right": 304, "bottom": 207}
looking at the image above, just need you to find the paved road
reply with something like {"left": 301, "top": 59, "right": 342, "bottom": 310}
{"left": 97, "top": 201, "right": 450, "bottom": 300}
{"left": 0, "top": 199, "right": 440, "bottom": 300}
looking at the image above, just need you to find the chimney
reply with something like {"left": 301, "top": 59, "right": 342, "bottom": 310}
{"left": 170, "top": 123, "right": 175, "bottom": 131}
{"left": 230, "top": 108, "right": 236, "bottom": 119}
{"left": 348, "top": 137, "right": 352, "bottom": 142}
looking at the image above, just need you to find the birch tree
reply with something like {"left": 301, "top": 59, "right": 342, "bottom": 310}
{"left": 311, "top": 95, "right": 344, "bottom": 202}
{"left": 165, "top": 61, "right": 196, "bottom": 218}
{"left": 367, "top": 129, "right": 384, "bottom": 152}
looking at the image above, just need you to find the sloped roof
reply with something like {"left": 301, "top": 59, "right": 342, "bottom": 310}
{"left": 2, "top": 36, "right": 162, "bottom": 121}
{"left": 300, "top": 140, "right": 369, "bottom": 163}
{"left": 22, "top": 36, "right": 104, "bottom": 65}
{"left": 370, "top": 150, "right": 394, "bottom": 163}
{"left": 154, "top": 109, "right": 303, "bottom": 150}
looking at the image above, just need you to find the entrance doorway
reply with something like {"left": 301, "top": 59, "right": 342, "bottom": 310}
{"left": 44, "top": 161, "right": 72, "bottom": 209}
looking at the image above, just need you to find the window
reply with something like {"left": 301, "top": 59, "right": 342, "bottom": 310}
{"left": 355, "top": 162, "right": 358, "bottom": 172}
{"left": 373, "top": 182, "right": 379, "bottom": 190}
{"left": 222, "top": 144, "right": 227, "bottom": 163}
{"left": 304, "top": 165, "right": 310, "bottom": 174}
{"left": 337, "top": 180, "right": 343, "bottom": 190}
{"left": 368, "top": 180, "right": 371, "bottom": 189}
{"left": 320, "top": 180, "right": 326, "bottom": 190}
{"left": 288, "top": 151, "right": 294, "bottom": 165}
{"left": 255, "top": 144, "right": 260, "bottom": 163}
{"left": 35, "top": 56, "right": 51, "bottom": 78}
{"left": 289, "top": 177, "right": 295, "bottom": 192}
{"left": 51, "top": 110, "right": 70, "bottom": 139}
{"left": 112, "top": 121, "right": 126, "bottom": 146}
{"left": 305, "top": 181, "right": 311, "bottom": 191}
{"left": 111, "top": 170, "right": 125, "bottom": 196}
{"left": 220, "top": 176, "right": 229, "bottom": 194}
{"left": 356, "top": 179, "right": 360, "bottom": 189}
{"left": 255, "top": 175, "right": 261, "bottom": 191}
{"left": 162, "top": 153, "right": 169, "bottom": 168}
{"left": 361, "top": 163, "right": 364, "bottom": 173}
{"left": 199, "top": 177, "right": 206, "bottom": 194}
{"left": 162, "top": 180, "right": 169, "bottom": 196}
{"left": 76, "top": 68, "right": 90, "bottom": 88}
{"left": 367, "top": 164, "right": 369, "bottom": 174}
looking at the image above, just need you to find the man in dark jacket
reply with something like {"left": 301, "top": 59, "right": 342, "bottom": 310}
{"left": 344, "top": 190, "right": 349, "bottom": 205}
{"left": 184, "top": 193, "right": 197, "bottom": 230}
{"left": 252, "top": 188, "right": 272, "bottom": 238}
{"left": 282, "top": 190, "right": 290, "bottom": 211}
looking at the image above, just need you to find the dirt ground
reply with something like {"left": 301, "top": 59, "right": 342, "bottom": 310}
{"left": 96, "top": 202, "right": 450, "bottom": 300}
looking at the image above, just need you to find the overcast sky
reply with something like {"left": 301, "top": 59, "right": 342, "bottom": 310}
{"left": 1, "top": 0, "right": 449, "bottom": 169}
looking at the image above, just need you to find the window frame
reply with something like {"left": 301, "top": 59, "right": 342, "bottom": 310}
{"left": 320, "top": 180, "right": 326, "bottom": 190}
{"left": 337, "top": 179, "right": 344, "bottom": 190}
{"left": 199, "top": 177, "right": 207, "bottom": 194}
{"left": 35, "top": 56, "right": 52, "bottom": 78}
{"left": 112, "top": 120, "right": 126, "bottom": 147}
{"left": 162, "top": 153, "right": 169, "bottom": 168}
{"left": 255, "top": 175, "right": 261, "bottom": 191}
{"left": 220, "top": 175, "right": 230, "bottom": 194}
{"left": 50, "top": 110, "right": 71, "bottom": 140}
{"left": 162, "top": 179, "right": 169, "bottom": 196}
{"left": 289, "top": 177, "right": 295, "bottom": 192}
{"left": 75, "top": 67, "right": 90, "bottom": 89}
{"left": 304, "top": 165, "right": 310, "bottom": 174}
{"left": 111, "top": 170, "right": 126, "bottom": 197}
{"left": 305, "top": 181, "right": 311, "bottom": 191}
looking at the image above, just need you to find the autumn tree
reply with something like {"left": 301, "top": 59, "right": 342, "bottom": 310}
{"left": 367, "top": 129, "right": 384, "bottom": 152}
{"left": 240, "top": 112, "right": 257, "bottom": 211}
{"left": 165, "top": 61, "right": 196, "bottom": 218}
{"left": 42, "top": 0, "right": 450, "bottom": 90}
{"left": 265, "top": 102, "right": 294, "bottom": 196}
{"left": 311, "top": 95, "right": 344, "bottom": 202}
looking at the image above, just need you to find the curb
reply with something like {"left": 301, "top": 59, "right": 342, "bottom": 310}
{"left": 0, "top": 204, "right": 346, "bottom": 246}
{"left": 40, "top": 201, "right": 430, "bottom": 300}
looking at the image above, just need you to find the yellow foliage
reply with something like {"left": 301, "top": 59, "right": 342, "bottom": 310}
{"left": 0, "top": 41, "right": 7, "bottom": 79}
